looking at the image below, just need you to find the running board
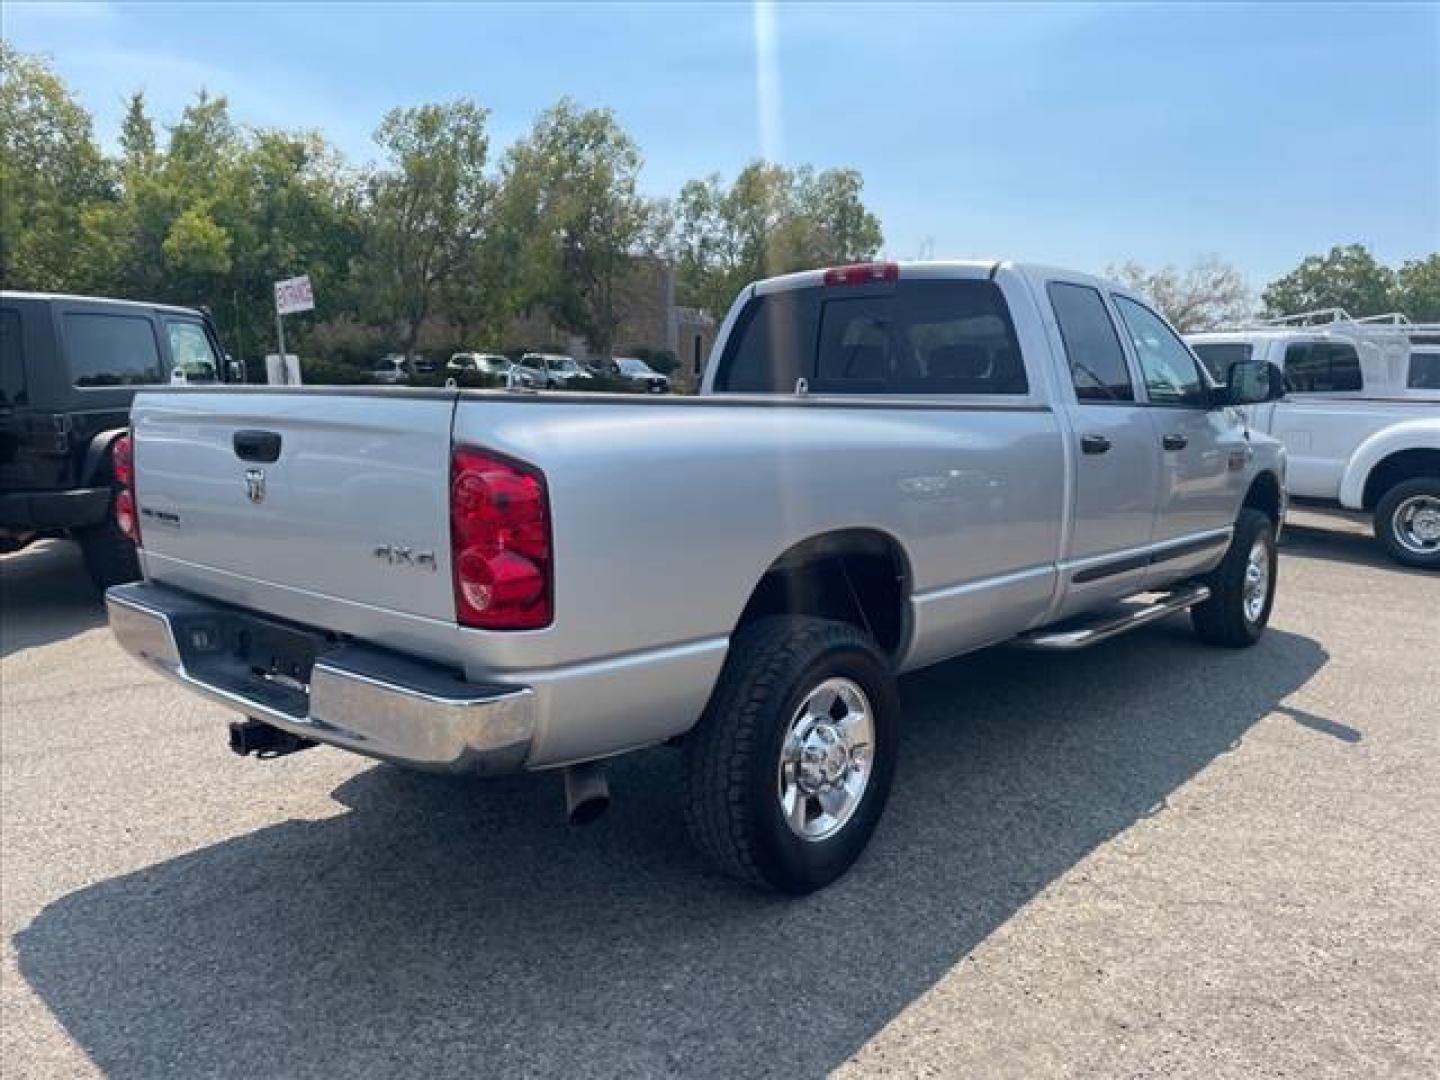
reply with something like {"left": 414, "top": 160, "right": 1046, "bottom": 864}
{"left": 1017, "top": 584, "right": 1211, "bottom": 651}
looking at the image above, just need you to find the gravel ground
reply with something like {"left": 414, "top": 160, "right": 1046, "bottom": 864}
{"left": 2, "top": 508, "right": 1436, "bottom": 1079}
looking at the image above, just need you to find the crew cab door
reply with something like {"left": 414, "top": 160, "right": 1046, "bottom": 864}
{"left": 1043, "top": 280, "right": 1160, "bottom": 607}
{"left": 1111, "top": 295, "right": 1245, "bottom": 563}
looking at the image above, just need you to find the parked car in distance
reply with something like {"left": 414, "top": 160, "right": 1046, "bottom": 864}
{"left": 372, "top": 354, "right": 411, "bottom": 385}
{"left": 106, "top": 260, "right": 1287, "bottom": 894}
{"left": 614, "top": 356, "right": 671, "bottom": 393}
{"left": 1188, "top": 310, "right": 1440, "bottom": 569}
{"left": 517, "top": 352, "right": 593, "bottom": 389}
{"left": 447, "top": 352, "right": 512, "bottom": 379}
{"left": 0, "top": 290, "right": 226, "bottom": 588}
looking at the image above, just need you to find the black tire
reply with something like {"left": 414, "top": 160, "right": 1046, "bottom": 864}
{"left": 1373, "top": 477, "right": 1440, "bottom": 570}
{"left": 77, "top": 495, "right": 140, "bottom": 591}
{"left": 681, "top": 616, "right": 899, "bottom": 894}
{"left": 1190, "top": 508, "right": 1277, "bottom": 648}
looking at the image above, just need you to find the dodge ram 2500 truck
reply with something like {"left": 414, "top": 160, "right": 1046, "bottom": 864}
{"left": 1188, "top": 311, "right": 1440, "bottom": 569}
{"left": 106, "top": 261, "right": 1287, "bottom": 893}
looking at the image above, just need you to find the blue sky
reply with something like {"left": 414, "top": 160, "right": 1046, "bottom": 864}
{"left": 5, "top": 1, "right": 1436, "bottom": 286}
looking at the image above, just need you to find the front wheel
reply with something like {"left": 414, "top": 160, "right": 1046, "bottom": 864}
{"left": 681, "top": 616, "right": 898, "bottom": 894}
{"left": 1191, "top": 507, "right": 1277, "bottom": 648}
{"left": 1374, "top": 477, "right": 1440, "bottom": 570}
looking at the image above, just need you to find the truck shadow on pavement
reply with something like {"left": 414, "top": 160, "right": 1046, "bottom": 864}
{"left": 0, "top": 540, "right": 103, "bottom": 659}
{"left": 1279, "top": 518, "right": 1434, "bottom": 578}
{"left": 16, "top": 622, "right": 1328, "bottom": 1079}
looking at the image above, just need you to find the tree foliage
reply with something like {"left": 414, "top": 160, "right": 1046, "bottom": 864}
{"left": 497, "top": 99, "right": 660, "bottom": 361}
{"left": 360, "top": 101, "right": 492, "bottom": 356}
{"left": 1261, "top": 244, "right": 1396, "bottom": 318}
{"left": 1108, "top": 256, "right": 1253, "bottom": 332}
{"left": 0, "top": 43, "right": 115, "bottom": 292}
{"left": 674, "top": 161, "right": 883, "bottom": 317}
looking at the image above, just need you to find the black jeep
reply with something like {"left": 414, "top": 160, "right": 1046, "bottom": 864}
{"left": 1, "top": 292, "right": 228, "bottom": 589}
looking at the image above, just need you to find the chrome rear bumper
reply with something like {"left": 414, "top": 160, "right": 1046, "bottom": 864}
{"left": 106, "top": 582, "right": 534, "bottom": 775}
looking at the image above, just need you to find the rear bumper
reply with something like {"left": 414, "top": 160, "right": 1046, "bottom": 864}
{"left": 106, "top": 581, "right": 535, "bottom": 775}
{"left": 0, "top": 486, "right": 110, "bottom": 530}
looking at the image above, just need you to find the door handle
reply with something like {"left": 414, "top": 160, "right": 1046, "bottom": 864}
{"left": 1161, "top": 433, "right": 1188, "bottom": 452}
{"left": 1080, "top": 434, "right": 1112, "bottom": 455}
{"left": 233, "top": 429, "right": 282, "bottom": 463}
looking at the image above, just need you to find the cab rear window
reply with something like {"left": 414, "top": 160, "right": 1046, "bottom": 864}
{"left": 716, "top": 279, "right": 1026, "bottom": 395}
{"left": 1191, "top": 342, "right": 1253, "bottom": 383}
{"left": 1409, "top": 352, "right": 1440, "bottom": 390}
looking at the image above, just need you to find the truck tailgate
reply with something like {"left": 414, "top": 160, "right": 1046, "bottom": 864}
{"left": 131, "top": 390, "right": 458, "bottom": 622}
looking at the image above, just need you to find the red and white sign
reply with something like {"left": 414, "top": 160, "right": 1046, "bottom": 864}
{"left": 274, "top": 275, "right": 315, "bottom": 315}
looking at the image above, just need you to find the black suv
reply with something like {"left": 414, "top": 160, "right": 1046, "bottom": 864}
{"left": 1, "top": 292, "right": 228, "bottom": 588}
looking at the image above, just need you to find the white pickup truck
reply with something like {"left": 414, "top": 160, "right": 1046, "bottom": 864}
{"left": 1189, "top": 312, "right": 1440, "bottom": 569}
{"left": 107, "top": 261, "right": 1287, "bottom": 893}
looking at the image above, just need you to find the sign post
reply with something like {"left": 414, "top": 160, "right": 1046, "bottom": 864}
{"left": 273, "top": 274, "right": 315, "bottom": 366}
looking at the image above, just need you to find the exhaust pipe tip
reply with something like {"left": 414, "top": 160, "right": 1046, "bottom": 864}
{"left": 563, "top": 761, "right": 611, "bottom": 826}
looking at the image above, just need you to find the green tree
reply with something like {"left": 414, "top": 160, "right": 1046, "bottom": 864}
{"left": 118, "top": 91, "right": 157, "bottom": 169}
{"left": 360, "top": 101, "right": 492, "bottom": 358}
{"left": 674, "top": 160, "right": 882, "bottom": 317}
{"left": 1262, "top": 244, "right": 1397, "bottom": 318}
{"left": 497, "top": 99, "right": 660, "bottom": 362}
{"left": 1393, "top": 254, "right": 1440, "bottom": 322}
{"left": 1108, "top": 256, "right": 1253, "bottom": 331}
{"left": 0, "top": 43, "right": 115, "bottom": 291}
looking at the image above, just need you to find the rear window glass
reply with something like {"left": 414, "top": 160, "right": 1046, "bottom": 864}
{"left": 1409, "top": 351, "right": 1440, "bottom": 390}
{"left": 1283, "top": 341, "right": 1362, "bottom": 393}
{"left": 1, "top": 308, "right": 23, "bottom": 404}
{"left": 1191, "top": 342, "right": 1253, "bottom": 382}
{"left": 65, "top": 312, "right": 165, "bottom": 387}
{"left": 716, "top": 289, "right": 820, "bottom": 392}
{"left": 717, "top": 280, "right": 1025, "bottom": 395}
{"left": 1047, "top": 282, "right": 1133, "bottom": 402}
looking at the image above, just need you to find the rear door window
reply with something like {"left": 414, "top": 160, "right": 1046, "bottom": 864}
{"left": 64, "top": 312, "right": 165, "bottom": 387}
{"left": 1, "top": 308, "right": 24, "bottom": 405}
{"left": 1047, "top": 282, "right": 1134, "bottom": 402}
{"left": 1283, "top": 341, "right": 1362, "bottom": 393}
{"left": 1112, "top": 296, "right": 1209, "bottom": 407}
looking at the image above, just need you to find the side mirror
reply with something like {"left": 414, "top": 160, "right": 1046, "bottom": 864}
{"left": 1224, "top": 360, "right": 1285, "bottom": 406}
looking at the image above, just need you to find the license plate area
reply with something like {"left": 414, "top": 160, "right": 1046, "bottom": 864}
{"left": 170, "top": 607, "right": 325, "bottom": 719}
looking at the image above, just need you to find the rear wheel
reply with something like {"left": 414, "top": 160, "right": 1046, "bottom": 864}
{"left": 681, "top": 616, "right": 898, "bottom": 894}
{"left": 77, "top": 501, "right": 140, "bottom": 591}
{"left": 1374, "top": 477, "right": 1440, "bottom": 570}
{"left": 1191, "top": 508, "right": 1276, "bottom": 648}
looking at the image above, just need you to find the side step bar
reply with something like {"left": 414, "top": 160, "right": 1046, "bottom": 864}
{"left": 1017, "top": 584, "right": 1211, "bottom": 651}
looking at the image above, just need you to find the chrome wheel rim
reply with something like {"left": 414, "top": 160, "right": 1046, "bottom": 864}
{"left": 1392, "top": 495, "right": 1440, "bottom": 556}
{"left": 777, "top": 677, "right": 874, "bottom": 842}
{"left": 1243, "top": 538, "right": 1270, "bottom": 623}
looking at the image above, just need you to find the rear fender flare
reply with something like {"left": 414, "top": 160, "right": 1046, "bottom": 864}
{"left": 80, "top": 427, "right": 128, "bottom": 487}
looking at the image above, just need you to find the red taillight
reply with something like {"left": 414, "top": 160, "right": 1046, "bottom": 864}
{"left": 115, "top": 488, "right": 138, "bottom": 542}
{"left": 451, "top": 447, "right": 552, "bottom": 629}
{"left": 112, "top": 433, "right": 133, "bottom": 488}
{"left": 822, "top": 262, "right": 899, "bottom": 287}
{"left": 112, "top": 433, "right": 140, "bottom": 544}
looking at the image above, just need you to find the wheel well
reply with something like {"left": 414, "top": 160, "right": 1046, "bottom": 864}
{"left": 735, "top": 530, "right": 909, "bottom": 658}
{"left": 1362, "top": 449, "right": 1440, "bottom": 510}
{"left": 1243, "top": 470, "right": 1283, "bottom": 524}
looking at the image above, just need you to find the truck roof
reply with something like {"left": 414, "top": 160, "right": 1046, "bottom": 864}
{"left": 0, "top": 290, "right": 206, "bottom": 317}
{"left": 748, "top": 259, "right": 1134, "bottom": 298}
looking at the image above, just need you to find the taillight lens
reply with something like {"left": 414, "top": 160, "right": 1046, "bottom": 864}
{"left": 451, "top": 447, "right": 552, "bottom": 629}
{"left": 115, "top": 488, "right": 138, "bottom": 542}
{"left": 822, "top": 262, "right": 899, "bottom": 287}
{"left": 112, "top": 432, "right": 140, "bottom": 545}
{"left": 112, "top": 433, "right": 133, "bottom": 488}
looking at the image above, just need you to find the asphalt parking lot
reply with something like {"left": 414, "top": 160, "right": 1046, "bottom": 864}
{"left": 2, "top": 508, "right": 1436, "bottom": 1079}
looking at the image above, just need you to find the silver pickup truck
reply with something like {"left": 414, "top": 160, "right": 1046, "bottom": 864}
{"left": 106, "top": 261, "right": 1287, "bottom": 893}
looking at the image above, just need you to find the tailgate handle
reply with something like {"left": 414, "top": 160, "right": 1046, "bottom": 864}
{"left": 233, "top": 430, "right": 282, "bottom": 463}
